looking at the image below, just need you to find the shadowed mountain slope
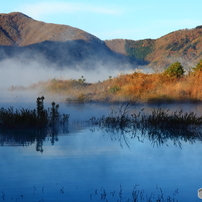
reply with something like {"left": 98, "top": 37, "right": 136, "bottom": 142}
{"left": 0, "top": 12, "right": 138, "bottom": 70}
{"left": 0, "top": 39, "right": 138, "bottom": 69}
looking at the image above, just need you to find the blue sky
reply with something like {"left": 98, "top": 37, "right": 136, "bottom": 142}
{"left": 1, "top": 0, "right": 202, "bottom": 40}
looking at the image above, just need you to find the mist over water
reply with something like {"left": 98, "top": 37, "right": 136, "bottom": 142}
{"left": 0, "top": 54, "right": 136, "bottom": 109}
{"left": 0, "top": 56, "right": 135, "bottom": 90}
{"left": 0, "top": 62, "right": 202, "bottom": 202}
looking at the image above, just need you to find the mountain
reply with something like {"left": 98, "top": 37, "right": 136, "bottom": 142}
{"left": 1, "top": 12, "right": 202, "bottom": 72}
{"left": 0, "top": 12, "right": 102, "bottom": 46}
{"left": 0, "top": 12, "right": 137, "bottom": 70}
{"left": 105, "top": 26, "right": 202, "bottom": 70}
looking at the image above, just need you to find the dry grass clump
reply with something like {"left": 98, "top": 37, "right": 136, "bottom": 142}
{"left": 101, "top": 71, "right": 202, "bottom": 103}
{"left": 110, "top": 70, "right": 201, "bottom": 103}
{"left": 26, "top": 71, "right": 202, "bottom": 103}
{"left": 10, "top": 62, "right": 202, "bottom": 103}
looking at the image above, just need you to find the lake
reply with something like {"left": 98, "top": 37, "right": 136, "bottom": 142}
{"left": 0, "top": 92, "right": 202, "bottom": 201}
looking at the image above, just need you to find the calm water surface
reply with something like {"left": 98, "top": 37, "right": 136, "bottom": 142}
{"left": 0, "top": 93, "right": 202, "bottom": 201}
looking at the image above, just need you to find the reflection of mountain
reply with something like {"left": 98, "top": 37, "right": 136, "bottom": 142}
{"left": 0, "top": 12, "right": 137, "bottom": 70}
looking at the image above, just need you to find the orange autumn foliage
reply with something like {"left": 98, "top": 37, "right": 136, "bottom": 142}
{"left": 13, "top": 69, "right": 202, "bottom": 103}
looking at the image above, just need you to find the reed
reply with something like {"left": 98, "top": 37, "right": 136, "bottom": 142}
{"left": 89, "top": 104, "right": 202, "bottom": 147}
{"left": 90, "top": 185, "right": 179, "bottom": 202}
{"left": 0, "top": 184, "right": 179, "bottom": 202}
{"left": 0, "top": 96, "right": 69, "bottom": 130}
{"left": 94, "top": 105, "right": 202, "bottom": 128}
{"left": 0, "top": 96, "right": 70, "bottom": 152}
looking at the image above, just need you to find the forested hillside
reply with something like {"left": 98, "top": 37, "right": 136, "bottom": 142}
{"left": 105, "top": 26, "right": 202, "bottom": 70}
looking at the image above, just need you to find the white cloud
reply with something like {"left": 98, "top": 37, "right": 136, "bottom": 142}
{"left": 18, "top": 2, "right": 122, "bottom": 19}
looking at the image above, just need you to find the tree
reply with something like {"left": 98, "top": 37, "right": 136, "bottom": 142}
{"left": 78, "top": 76, "right": 86, "bottom": 83}
{"left": 192, "top": 59, "right": 202, "bottom": 73}
{"left": 163, "top": 62, "right": 185, "bottom": 78}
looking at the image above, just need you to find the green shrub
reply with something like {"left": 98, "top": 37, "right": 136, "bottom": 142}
{"left": 192, "top": 59, "right": 202, "bottom": 73}
{"left": 78, "top": 76, "right": 86, "bottom": 83}
{"left": 109, "top": 85, "right": 121, "bottom": 93}
{"left": 163, "top": 62, "right": 185, "bottom": 78}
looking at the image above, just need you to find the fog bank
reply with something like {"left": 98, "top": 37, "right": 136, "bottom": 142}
{"left": 0, "top": 56, "right": 137, "bottom": 90}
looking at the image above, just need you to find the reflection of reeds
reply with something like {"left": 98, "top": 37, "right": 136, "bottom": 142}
{"left": 89, "top": 104, "right": 202, "bottom": 147}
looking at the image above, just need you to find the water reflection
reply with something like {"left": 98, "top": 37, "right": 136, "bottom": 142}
{"left": 88, "top": 106, "right": 202, "bottom": 148}
{"left": 1, "top": 104, "right": 202, "bottom": 152}
{"left": 0, "top": 125, "right": 69, "bottom": 152}
{"left": 1, "top": 96, "right": 202, "bottom": 201}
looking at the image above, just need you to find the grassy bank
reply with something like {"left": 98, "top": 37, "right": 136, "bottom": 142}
{"left": 9, "top": 61, "right": 202, "bottom": 103}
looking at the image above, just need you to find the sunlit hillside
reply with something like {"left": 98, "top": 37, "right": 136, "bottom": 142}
{"left": 10, "top": 60, "right": 202, "bottom": 104}
{"left": 105, "top": 26, "right": 202, "bottom": 71}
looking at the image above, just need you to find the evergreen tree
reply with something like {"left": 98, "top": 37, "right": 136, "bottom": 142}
{"left": 192, "top": 59, "right": 202, "bottom": 72}
{"left": 164, "top": 62, "right": 184, "bottom": 78}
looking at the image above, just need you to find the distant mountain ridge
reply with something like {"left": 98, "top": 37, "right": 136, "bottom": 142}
{"left": 105, "top": 26, "right": 202, "bottom": 70}
{"left": 0, "top": 12, "right": 138, "bottom": 70}
{"left": 1, "top": 12, "right": 202, "bottom": 71}
{"left": 0, "top": 12, "right": 102, "bottom": 46}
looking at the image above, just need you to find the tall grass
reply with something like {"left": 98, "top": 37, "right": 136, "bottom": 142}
{"left": 9, "top": 64, "right": 202, "bottom": 103}
{"left": 88, "top": 104, "right": 202, "bottom": 147}
{"left": 0, "top": 96, "right": 70, "bottom": 152}
{"left": 0, "top": 96, "right": 69, "bottom": 130}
